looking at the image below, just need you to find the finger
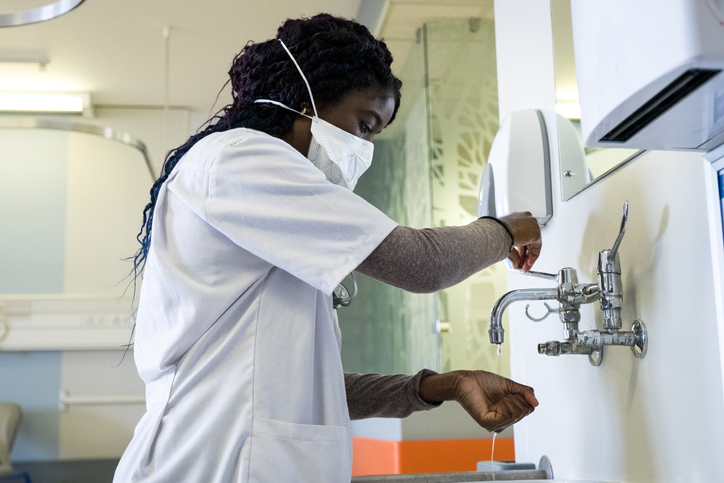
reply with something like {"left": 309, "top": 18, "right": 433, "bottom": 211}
{"left": 523, "top": 243, "right": 542, "bottom": 271}
{"left": 503, "top": 394, "right": 531, "bottom": 419}
{"left": 505, "top": 380, "right": 539, "bottom": 408}
{"left": 521, "top": 246, "right": 531, "bottom": 272}
{"left": 486, "top": 395, "right": 526, "bottom": 428}
{"left": 498, "top": 395, "right": 533, "bottom": 429}
{"left": 515, "top": 246, "right": 527, "bottom": 268}
{"left": 523, "top": 389, "right": 539, "bottom": 408}
{"left": 508, "top": 248, "right": 521, "bottom": 269}
{"left": 496, "top": 393, "right": 535, "bottom": 419}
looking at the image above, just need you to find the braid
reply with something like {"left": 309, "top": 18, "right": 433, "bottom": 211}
{"left": 131, "top": 13, "right": 402, "bottom": 281}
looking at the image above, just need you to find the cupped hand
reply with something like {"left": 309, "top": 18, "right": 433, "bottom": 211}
{"left": 454, "top": 370, "right": 538, "bottom": 433}
{"left": 498, "top": 212, "right": 542, "bottom": 272}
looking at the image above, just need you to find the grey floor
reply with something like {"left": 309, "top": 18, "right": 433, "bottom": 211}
{"left": 12, "top": 459, "right": 119, "bottom": 483}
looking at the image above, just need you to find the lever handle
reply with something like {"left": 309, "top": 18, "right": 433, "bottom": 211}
{"left": 609, "top": 201, "right": 628, "bottom": 259}
{"left": 525, "top": 302, "right": 559, "bottom": 322}
{"left": 504, "top": 259, "right": 557, "bottom": 281}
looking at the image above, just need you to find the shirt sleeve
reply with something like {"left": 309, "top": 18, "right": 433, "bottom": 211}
{"left": 344, "top": 369, "right": 442, "bottom": 420}
{"left": 356, "top": 219, "right": 512, "bottom": 293}
{"left": 204, "top": 131, "right": 398, "bottom": 294}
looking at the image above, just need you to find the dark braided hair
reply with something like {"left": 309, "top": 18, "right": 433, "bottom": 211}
{"left": 131, "top": 14, "right": 402, "bottom": 281}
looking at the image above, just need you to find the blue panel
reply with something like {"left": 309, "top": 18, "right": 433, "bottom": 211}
{"left": 0, "top": 130, "right": 67, "bottom": 294}
{"left": 0, "top": 352, "right": 61, "bottom": 461}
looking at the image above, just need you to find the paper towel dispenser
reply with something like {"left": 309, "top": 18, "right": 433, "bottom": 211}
{"left": 572, "top": 0, "right": 724, "bottom": 151}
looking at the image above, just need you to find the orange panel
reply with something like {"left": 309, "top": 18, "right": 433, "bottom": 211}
{"left": 352, "top": 437, "right": 515, "bottom": 476}
{"left": 351, "top": 437, "right": 400, "bottom": 476}
{"left": 399, "top": 438, "right": 515, "bottom": 474}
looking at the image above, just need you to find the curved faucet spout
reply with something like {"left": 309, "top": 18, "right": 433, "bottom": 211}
{"left": 489, "top": 288, "right": 559, "bottom": 344}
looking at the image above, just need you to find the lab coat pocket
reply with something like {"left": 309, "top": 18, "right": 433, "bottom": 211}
{"left": 248, "top": 416, "right": 351, "bottom": 483}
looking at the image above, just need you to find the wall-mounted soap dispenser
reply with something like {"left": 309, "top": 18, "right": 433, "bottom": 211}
{"left": 478, "top": 108, "right": 591, "bottom": 222}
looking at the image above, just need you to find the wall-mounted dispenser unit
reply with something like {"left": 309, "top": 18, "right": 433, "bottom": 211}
{"left": 477, "top": 108, "right": 589, "bottom": 221}
{"left": 477, "top": 109, "right": 554, "bottom": 223}
{"left": 572, "top": 0, "right": 724, "bottom": 151}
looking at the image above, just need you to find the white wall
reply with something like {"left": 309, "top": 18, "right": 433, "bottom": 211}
{"left": 0, "top": 107, "right": 192, "bottom": 462}
{"left": 495, "top": 1, "right": 724, "bottom": 481}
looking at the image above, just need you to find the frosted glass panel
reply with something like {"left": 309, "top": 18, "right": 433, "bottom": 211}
{"left": 339, "top": 29, "right": 439, "bottom": 375}
{"left": 424, "top": 16, "right": 511, "bottom": 376}
{"left": 339, "top": 12, "right": 509, "bottom": 377}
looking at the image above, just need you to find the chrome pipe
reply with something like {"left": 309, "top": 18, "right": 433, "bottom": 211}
{"left": 489, "top": 288, "right": 558, "bottom": 344}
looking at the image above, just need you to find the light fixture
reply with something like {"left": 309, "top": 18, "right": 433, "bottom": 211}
{"left": 0, "top": 0, "right": 86, "bottom": 28}
{"left": 0, "top": 92, "right": 92, "bottom": 116}
{"left": 555, "top": 101, "right": 581, "bottom": 120}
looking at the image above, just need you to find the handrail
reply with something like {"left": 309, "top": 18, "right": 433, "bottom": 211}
{"left": 0, "top": 117, "right": 156, "bottom": 180}
{"left": 58, "top": 390, "right": 145, "bottom": 411}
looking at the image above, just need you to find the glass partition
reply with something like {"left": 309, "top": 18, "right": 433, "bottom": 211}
{"left": 338, "top": 23, "right": 439, "bottom": 375}
{"left": 424, "top": 15, "right": 509, "bottom": 376}
{"left": 340, "top": 8, "right": 511, "bottom": 378}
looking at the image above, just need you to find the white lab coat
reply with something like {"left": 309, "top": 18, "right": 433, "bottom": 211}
{"left": 114, "top": 128, "right": 397, "bottom": 482}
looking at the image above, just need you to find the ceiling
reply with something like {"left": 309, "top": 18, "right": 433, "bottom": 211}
{"left": 378, "top": 0, "right": 493, "bottom": 75}
{"left": 0, "top": 0, "right": 362, "bottom": 112}
{"left": 0, "top": 0, "right": 570, "bottom": 117}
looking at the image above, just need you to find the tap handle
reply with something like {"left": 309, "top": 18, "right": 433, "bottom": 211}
{"left": 609, "top": 201, "right": 628, "bottom": 260}
{"left": 525, "top": 302, "right": 559, "bottom": 322}
{"left": 504, "top": 259, "right": 557, "bottom": 281}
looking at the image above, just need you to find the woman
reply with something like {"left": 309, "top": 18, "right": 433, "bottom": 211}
{"left": 115, "top": 14, "right": 541, "bottom": 483}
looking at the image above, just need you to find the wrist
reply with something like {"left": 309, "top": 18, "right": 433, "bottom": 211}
{"left": 478, "top": 216, "right": 515, "bottom": 249}
{"left": 419, "top": 371, "right": 465, "bottom": 404}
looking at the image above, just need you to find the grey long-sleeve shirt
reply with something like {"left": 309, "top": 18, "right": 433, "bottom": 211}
{"left": 343, "top": 218, "right": 513, "bottom": 419}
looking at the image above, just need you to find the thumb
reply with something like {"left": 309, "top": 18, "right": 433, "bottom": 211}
{"left": 508, "top": 380, "right": 539, "bottom": 408}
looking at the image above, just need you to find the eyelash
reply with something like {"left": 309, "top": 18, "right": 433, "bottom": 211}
{"left": 360, "top": 123, "right": 371, "bottom": 134}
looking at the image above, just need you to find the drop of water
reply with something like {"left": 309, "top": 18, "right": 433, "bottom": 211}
{"left": 496, "top": 344, "right": 502, "bottom": 356}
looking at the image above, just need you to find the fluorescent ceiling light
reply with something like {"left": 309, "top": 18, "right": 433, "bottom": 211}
{"left": 0, "top": 92, "right": 90, "bottom": 115}
{"left": 556, "top": 102, "right": 581, "bottom": 120}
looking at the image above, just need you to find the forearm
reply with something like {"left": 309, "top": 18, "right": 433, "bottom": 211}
{"left": 356, "top": 218, "right": 512, "bottom": 293}
{"left": 345, "top": 370, "right": 441, "bottom": 420}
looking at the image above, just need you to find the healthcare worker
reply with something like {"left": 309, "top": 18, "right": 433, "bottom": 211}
{"left": 115, "top": 13, "right": 541, "bottom": 483}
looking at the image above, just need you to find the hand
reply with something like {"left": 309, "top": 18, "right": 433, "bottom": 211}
{"left": 454, "top": 370, "right": 538, "bottom": 433}
{"left": 498, "top": 212, "right": 542, "bottom": 272}
{"left": 418, "top": 370, "right": 538, "bottom": 433}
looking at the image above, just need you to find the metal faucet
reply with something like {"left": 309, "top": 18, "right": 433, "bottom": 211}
{"left": 489, "top": 202, "right": 648, "bottom": 366}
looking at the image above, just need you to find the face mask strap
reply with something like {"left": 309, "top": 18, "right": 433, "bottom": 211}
{"left": 254, "top": 99, "right": 313, "bottom": 120}
{"left": 277, "top": 39, "right": 318, "bottom": 118}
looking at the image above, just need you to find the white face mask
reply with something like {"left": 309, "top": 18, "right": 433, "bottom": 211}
{"left": 255, "top": 39, "right": 374, "bottom": 191}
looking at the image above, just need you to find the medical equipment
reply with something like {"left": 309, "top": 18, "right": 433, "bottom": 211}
{"left": 333, "top": 273, "right": 358, "bottom": 309}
